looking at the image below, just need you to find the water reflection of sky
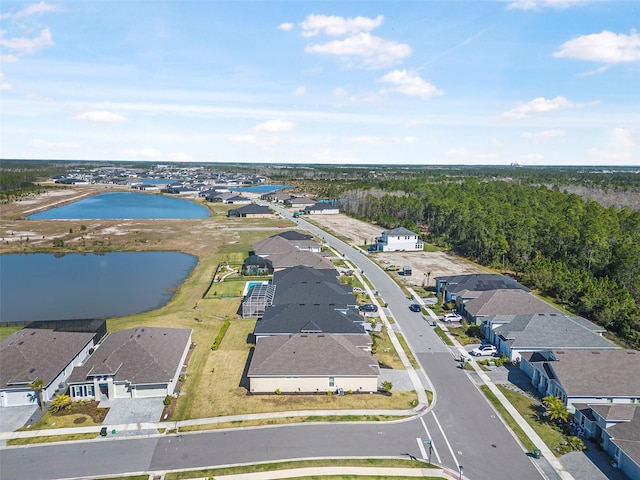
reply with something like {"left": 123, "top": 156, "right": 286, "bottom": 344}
{"left": 27, "top": 192, "right": 209, "bottom": 220}
{"left": 0, "top": 252, "right": 197, "bottom": 323}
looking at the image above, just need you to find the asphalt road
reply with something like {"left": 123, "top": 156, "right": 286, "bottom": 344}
{"left": 0, "top": 208, "right": 545, "bottom": 480}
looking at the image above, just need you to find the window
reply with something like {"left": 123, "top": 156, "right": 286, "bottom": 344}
{"left": 329, "top": 377, "right": 335, "bottom": 387}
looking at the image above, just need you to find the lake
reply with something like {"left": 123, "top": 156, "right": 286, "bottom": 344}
{"left": 27, "top": 192, "right": 210, "bottom": 220}
{"left": 0, "top": 252, "right": 197, "bottom": 323}
{"left": 230, "top": 184, "right": 293, "bottom": 194}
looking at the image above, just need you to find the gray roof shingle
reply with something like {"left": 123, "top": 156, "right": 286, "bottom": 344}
{"left": 248, "top": 333, "right": 379, "bottom": 377}
{"left": 1, "top": 328, "right": 95, "bottom": 388}
{"left": 255, "top": 304, "right": 365, "bottom": 336}
{"left": 68, "top": 327, "right": 192, "bottom": 385}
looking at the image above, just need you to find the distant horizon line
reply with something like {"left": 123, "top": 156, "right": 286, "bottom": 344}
{"left": 2, "top": 158, "right": 639, "bottom": 171}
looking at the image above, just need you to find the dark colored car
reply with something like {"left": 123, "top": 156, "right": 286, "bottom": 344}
{"left": 359, "top": 304, "right": 378, "bottom": 312}
{"left": 409, "top": 304, "right": 422, "bottom": 312}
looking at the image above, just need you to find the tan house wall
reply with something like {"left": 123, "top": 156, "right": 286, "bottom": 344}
{"left": 250, "top": 376, "right": 378, "bottom": 394}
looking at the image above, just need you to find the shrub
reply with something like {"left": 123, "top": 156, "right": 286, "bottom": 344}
{"left": 211, "top": 317, "right": 231, "bottom": 350}
{"left": 163, "top": 395, "right": 172, "bottom": 406}
{"left": 50, "top": 394, "right": 71, "bottom": 413}
{"left": 275, "top": 389, "right": 281, "bottom": 395}
{"left": 326, "top": 390, "right": 333, "bottom": 396}
{"left": 381, "top": 380, "right": 393, "bottom": 392}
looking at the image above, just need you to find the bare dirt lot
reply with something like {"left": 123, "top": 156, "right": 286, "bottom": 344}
{"left": 305, "top": 213, "right": 488, "bottom": 287}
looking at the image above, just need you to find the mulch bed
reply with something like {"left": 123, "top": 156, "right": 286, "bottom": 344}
{"left": 53, "top": 400, "right": 109, "bottom": 423}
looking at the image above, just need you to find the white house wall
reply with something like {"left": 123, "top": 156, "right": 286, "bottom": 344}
{"left": 250, "top": 376, "right": 378, "bottom": 394}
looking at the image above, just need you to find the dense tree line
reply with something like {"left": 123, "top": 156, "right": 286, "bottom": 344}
{"left": 340, "top": 179, "right": 640, "bottom": 347}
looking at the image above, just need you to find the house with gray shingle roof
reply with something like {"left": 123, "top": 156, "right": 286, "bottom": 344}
{"left": 268, "top": 250, "right": 335, "bottom": 271}
{"left": 460, "top": 289, "right": 562, "bottom": 324}
{"left": 375, "top": 227, "right": 423, "bottom": 252}
{"left": 273, "top": 265, "right": 338, "bottom": 284}
{"left": 228, "top": 204, "right": 273, "bottom": 218}
{"left": 435, "top": 273, "right": 529, "bottom": 302}
{"left": 272, "top": 281, "right": 357, "bottom": 311}
{"left": 487, "top": 313, "right": 616, "bottom": 361}
{"left": 67, "top": 326, "right": 192, "bottom": 401}
{"left": 247, "top": 333, "right": 379, "bottom": 393}
{"left": 0, "top": 328, "right": 96, "bottom": 407}
{"left": 520, "top": 349, "right": 639, "bottom": 411}
{"left": 254, "top": 304, "right": 365, "bottom": 339}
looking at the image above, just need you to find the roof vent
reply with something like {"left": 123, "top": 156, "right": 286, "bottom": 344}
{"left": 29, "top": 368, "right": 35, "bottom": 373}
{"left": 627, "top": 351, "right": 636, "bottom": 354}
{"left": 592, "top": 351, "right": 600, "bottom": 354}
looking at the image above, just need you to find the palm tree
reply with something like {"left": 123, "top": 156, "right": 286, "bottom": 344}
{"left": 543, "top": 395, "right": 568, "bottom": 424}
{"left": 29, "top": 378, "right": 45, "bottom": 411}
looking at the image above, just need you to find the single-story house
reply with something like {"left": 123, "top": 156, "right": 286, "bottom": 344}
{"left": 207, "top": 192, "right": 252, "bottom": 204}
{"left": 262, "top": 192, "right": 291, "bottom": 203}
{"left": 242, "top": 254, "right": 274, "bottom": 276}
{"left": 270, "top": 231, "right": 321, "bottom": 252}
{"left": 304, "top": 203, "right": 340, "bottom": 215}
{"left": 460, "top": 289, "right": 563, "bottom": 325}
{"left": 1, "top": 328, "right": 96, "bottom": 407}
{"left": 273, "top": 265, "right": 339, "bottom": 285}
{"left": 520, "top": 349, "right": 640, "bottom": 411}
{"left": 273, "top": 231, "right": 314, "bottom": 241}
{"left": 254, "top": 304, "right": 366, "bottom": 340}
{"left": 435, "top": 274, "right": 529, "bottom": 302}
{"left": 273, "top": 281, "right": 357, "bottom": 311}
{"left": 375, "top": 227, "right": 423, "bottom": 252}
{"left": 253, "top": 236, "right": 298, "bottom": 258}
{"left": 228, "top": 204, "right": 273, "bottom": 218}
{"left": 573, "top": 404, "right": 640, "bottom": 480}
{"left": 268, "top": 251, "right": 335, "bottom": 271}
{"left": 286, "top": 196, "right": 317, "bottom": 209}
{"left": 485, "top": 313, "right": 616, "bottom": 361}
{"left": 247, "top": 333, "right": 379, "bottom": 394}
{"left": 67, "top": 327, "right": 192, "bottom": 401}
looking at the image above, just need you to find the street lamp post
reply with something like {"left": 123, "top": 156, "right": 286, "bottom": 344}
{"left": 458, "top": 464, "right": 464, "bottom": 480}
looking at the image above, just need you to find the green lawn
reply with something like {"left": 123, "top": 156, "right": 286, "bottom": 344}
{"left": 497, "top": 385, "right": 565, "bottom": 455}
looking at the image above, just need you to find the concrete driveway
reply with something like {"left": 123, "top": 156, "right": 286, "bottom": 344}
{"left": 100, "top": 398, "right": 164, "bottom": 436}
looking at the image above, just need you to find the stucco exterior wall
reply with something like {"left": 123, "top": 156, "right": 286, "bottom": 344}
{"left": 250, "top": 376, "right": 378, "bottom": 394}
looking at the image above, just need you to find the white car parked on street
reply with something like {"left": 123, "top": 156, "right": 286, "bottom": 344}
{"left": 471, "top": 344, "right": 497, "bottom": 357}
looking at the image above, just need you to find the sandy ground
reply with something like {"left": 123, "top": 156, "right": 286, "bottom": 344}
{"left": 305, "top": 213, "right": 487, "bottom": 287}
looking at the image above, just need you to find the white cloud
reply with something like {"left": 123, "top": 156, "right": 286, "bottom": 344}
{"left": 613, "top": 128, "right": 640, "bottom": 148}
{"left": 305, "top": 33, "right": 411, "bottom": 69}
{"left": 554, "top": 30, "right": 640, "bottom": 64}
{"left": 345, "top": 135, "right": 415, "bottom": 146}
{"left": 30, "top": 138, "right": 80, "bottom": 150}
{"left": 255, "top": 119, "right": 294, "bottom": 133}
{"left": 522, "top": 129, "right": 566, "bottom": 140}
{"left": 586, "top": 147, "right": 630, "bottom": 161}
{"left": 507, "top": 0, "right": 585, "bottom": 10}
{"left": 0, "top": 54, "right": 20, "bottom": 63}
{"left": 168, "top": 151, "right": 191, "bottom": 162}
{"left": 291, "top": 86, "right": 306, "bottom": 96}
{"left": 526, "top": 154, "right": 545, "bottom": 160}
{"left": 74, "top": 111, "right": 126, "bottom": 123}
{"left": 332, "top": 87, "right": 348, "bottom": 96}
{"left": 1, "top": 2, "right": 61, "bottom": 19}
{"left": 0, "top": 28, "right": 53, "bottom": 55}
{"left": 300, "top": 14, "right": 384, "bottom": 38}
{"left": 379, "top": 70, "right": 442, "bottom": 99}
{"left": 446, "top": 147, "right": 497, "bottom": 160}
{"left": 277, "top": 22, "right": 294, "bottom": 32}
{"left": 503, "top": 96, "right": 580, "bottom": 118}
{"left": 230, "top": 134, "right": 281, "bottom": 150}
{"left": 0, "top": 72, "right": 12, "bottom": 90}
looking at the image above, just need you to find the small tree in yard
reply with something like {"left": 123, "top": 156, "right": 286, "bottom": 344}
{"left": 381, "top": 381, "right": 393, "bottom": 392}
{"left": 29, "top": 378, "right": 45, "bottom": 411}
{"left": 543, "top": 395, "right": 569, "bottom": 424}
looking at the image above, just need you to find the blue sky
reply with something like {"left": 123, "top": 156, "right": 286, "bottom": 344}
{"left": 1, "top": 1, "right": 638, "bottom": 166}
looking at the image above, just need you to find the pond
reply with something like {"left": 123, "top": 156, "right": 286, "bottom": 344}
{"left": 0, "top": 252, "right": 197, "bottom": 323}
{"left": 27, "top": 192, "right": 210, "bottom": 220}
{"left": 230, "top": 184, "right": 293, "bottom": 194}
